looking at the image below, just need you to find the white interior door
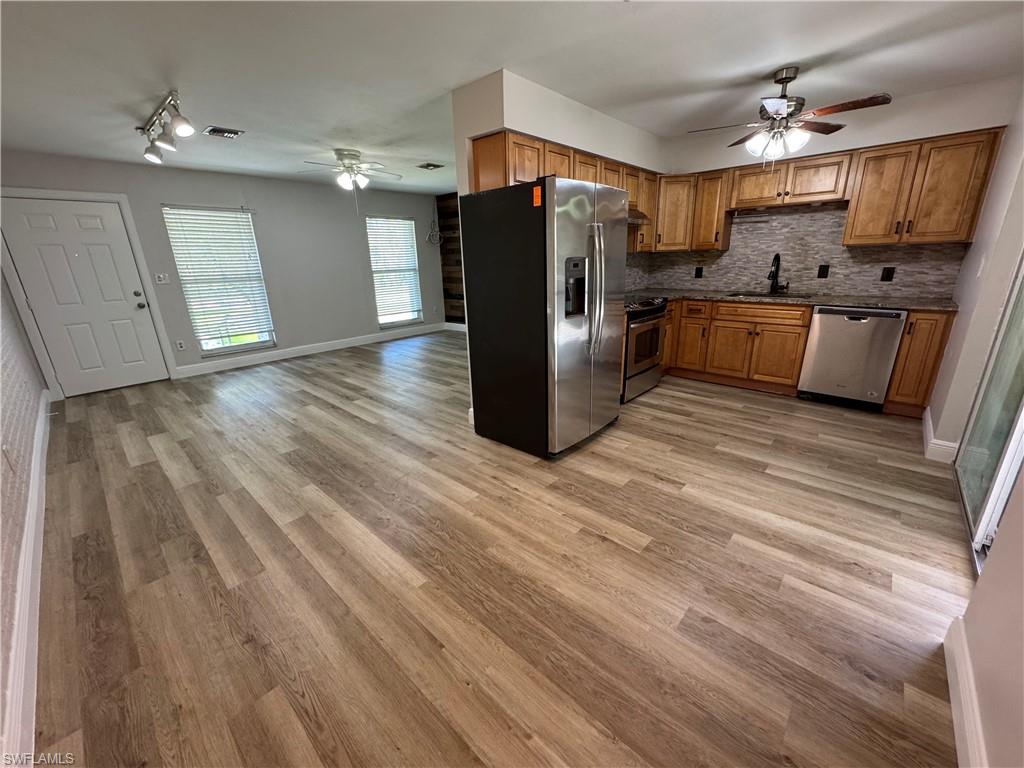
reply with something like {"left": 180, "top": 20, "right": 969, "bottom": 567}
{"left": 2, "top": 198, "right": 168, "bottom": 396}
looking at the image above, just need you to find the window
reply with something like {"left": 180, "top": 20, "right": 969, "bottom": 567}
{"left": 162, "top": 207, "right": 275, "bottom": 355}
{"left": 366, "top": 216, "right": 423, "bottom": 326}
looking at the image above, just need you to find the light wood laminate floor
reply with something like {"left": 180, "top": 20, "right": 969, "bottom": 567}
{"left": 36, "top": 331, "right": 974, "bottom": 767}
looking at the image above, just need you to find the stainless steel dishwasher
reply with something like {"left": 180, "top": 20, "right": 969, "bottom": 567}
{"left": 798, "top": 306, "right": 907, "bottom": 405}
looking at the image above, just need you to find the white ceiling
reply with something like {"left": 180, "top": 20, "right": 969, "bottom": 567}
{"left": 2, "top": 2, "right": 1022, "bottom": 195}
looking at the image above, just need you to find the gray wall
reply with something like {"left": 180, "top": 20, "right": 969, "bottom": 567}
{"left": 1, "top": 150, "right": 444, "bottom": 370}
{"left": 628, "top": 204, "right": 966, "bottom": 298}
{"left": 0, "top": 274, "right": 45, "bottom": 710}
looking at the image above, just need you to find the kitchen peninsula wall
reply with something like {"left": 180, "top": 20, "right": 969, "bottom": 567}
{"left": 626, "top": 203, "right": 967, "bottom": 297}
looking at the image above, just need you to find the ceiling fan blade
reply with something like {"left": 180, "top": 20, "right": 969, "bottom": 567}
{"left": 354, "top": 161, "right": 385, "bottom": 170}
{"left": 364, "top": 169, "right": 403, "bottom": 180}
{"left": 797, "top": 93, "right": 892, "bottom": 120}
{"left": 795, "top": 121, "right": 846, "bottom": 135}
{"left": 688, "top": 122, "right": 764, "bottom": 134}
{"left": 303, "top": 160, "right": 341, "bottom": 167}
{"left": 728, "top": 127, "right": 767, "bottom": 148}
{"left": 296, "top": 168, "right": 336, "bottom": 174}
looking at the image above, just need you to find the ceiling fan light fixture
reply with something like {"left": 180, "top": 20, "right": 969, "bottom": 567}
{"left": 745, "top": 131, "right": 770, "bottom": 157}
{"left": 337, "top": 171, "right": 354, "bottom": 190}
{"left": 354, "top": 173, "right": 370, "bottom": 189}
{"left": 763, "top": 133, "right": 786, "bottom": 161}
{"left": 784, "top": 127, "right": 811, "bottom": 153}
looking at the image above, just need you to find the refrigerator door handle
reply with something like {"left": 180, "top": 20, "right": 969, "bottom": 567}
{"left": 594, "top": 222, "right": 606, "bottom": 358}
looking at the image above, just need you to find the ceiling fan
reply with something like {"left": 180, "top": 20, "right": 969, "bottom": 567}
{"left": 301, "top": 148, "right": 403, "bottom": 189}
{"left": 690, "top": 67, "right": 892, "bottom": 161}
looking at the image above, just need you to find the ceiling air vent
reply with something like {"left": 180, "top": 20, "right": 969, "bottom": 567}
{"left": 202, "top": 126, "right": 245, "bottom": 139}
{"left": 417, "top": 162, "right": 444, "bottom": 170}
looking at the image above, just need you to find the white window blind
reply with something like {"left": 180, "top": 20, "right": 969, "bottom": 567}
{"left": 162, "top": 207, "right": 275, "bottom": 354}
{"left": 366, "top": 216, "right": 423, "bottom": 326}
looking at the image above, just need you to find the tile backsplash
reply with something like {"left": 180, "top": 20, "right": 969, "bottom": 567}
{"left": 627, "top": 203, "right": 967, "bottom": 297}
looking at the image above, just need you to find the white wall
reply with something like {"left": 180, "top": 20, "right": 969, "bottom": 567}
{"left": 451, "top": 70, "right": 506, "bottom": 195}
{"left": 929, "top": 88, "right": 1024, "bottom": 447}
{"left": 960, "top": 466, "right": 1024, "bottom": 768}
{"left": 501, "top": 70, "right": 665, "bottom": 173}
{"left": 662, "top": 75, "right": 1024, "bottom": 173}
{"left": 1, "top": 150, "right": 444, "bottom": 370}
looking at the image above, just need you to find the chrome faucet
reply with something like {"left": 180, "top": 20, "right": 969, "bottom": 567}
{"left": 767, "top": 252, "right": 789, "bottom": 295}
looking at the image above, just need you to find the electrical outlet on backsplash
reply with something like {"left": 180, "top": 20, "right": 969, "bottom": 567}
{"left": 628, "top": 203, "right": 967, "bottom": 297}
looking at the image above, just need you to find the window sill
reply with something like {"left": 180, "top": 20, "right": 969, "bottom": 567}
{"left": 378, "top": 318, "right": 424, "bottom": 330}
{"left": 199, "top": 340, "right": 277, "bottom": 359}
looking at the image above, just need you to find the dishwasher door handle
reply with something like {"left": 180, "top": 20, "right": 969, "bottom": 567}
{"left": 844, "top": 315, "right": 870, "bottom": 322}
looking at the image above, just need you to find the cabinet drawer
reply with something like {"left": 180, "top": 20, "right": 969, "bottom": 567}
{"left": 713, "top": 302, "right": 811, "bottom": 327}
{"left": 681, "top": 300, "right": 710, "bottom": 317}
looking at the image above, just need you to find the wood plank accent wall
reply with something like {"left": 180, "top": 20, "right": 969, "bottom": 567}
{"left": 435, "top": 193, "right": 465, "bottom": 324}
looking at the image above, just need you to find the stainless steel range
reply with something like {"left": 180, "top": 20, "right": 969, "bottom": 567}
{"left": 622, "top": 296, "right": 668, "bottom": 402}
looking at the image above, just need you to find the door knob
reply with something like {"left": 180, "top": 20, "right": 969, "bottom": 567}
{"left": 136, "top": 302, "right": 147, "bottom": 309}
{"left": 133, "top": 289, "right": 142, "bottom": 297}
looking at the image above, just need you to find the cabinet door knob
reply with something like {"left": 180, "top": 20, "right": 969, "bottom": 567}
{"left": 657, "top": 233, "right": 662, "bottom": 244}
{"left": 907, "top": 321, "right": 915, "bottom": 336}
{"left": 906, "top": 220, "right": 913, "bottom": 235}
{"left": 776, "top": 191, "right": 783, "bottom": 198}
{"left": 755, "top": 331, "right": 761, "bottom": 336}
{"left": 747, "top": 330, "right": 753, "bottom": 336}
{"left": 701, "top": 327, "right": 706, "bottom": 337}
{"left": 895, "top": 221, "right": 902, "bottom": 235}
{"left": 784, "top": 191, "right": 791, "bottom": 197}
{"left": 639, "top": 233, "right": 644, "bottom": 244}
{"left": 714, "top": 230, "right": 720, "bottom": 242}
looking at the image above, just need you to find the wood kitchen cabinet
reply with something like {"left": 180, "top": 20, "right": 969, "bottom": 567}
{"left": 902, "top": 131, "right": 999, "bottom": 243}
{"left": 885, "top": 311, "right": 953, "bottom": 413}
{"left": 749, "top": 324, "right": 808, "bottom": 385}
{"left": 674, "top": 316, "right": 709, "bottom": 371}
{"left": 655, "top": 175, "right": 696, "bottom": 251}
{"left": 544, "top": 142, "right": 574, "bottom": 179}
{"left": 507, "top": 133, "right": 544, "bottom": 185}
{"left": 731, "top": 165, "right": 787, "bottom": 208}
{"left": 573, "top": 152, "right": 601, "bottom": 183}
{"left": 843, "top": 143, "right": 922, "bottom": 245}
{"left": 623, "top": 168, "right": 641, "bottom": 206}
{"left": 662, "top": 301, "right": 678, "bottom": 365}
{"left": 705, "top": 320, "right": 756, "bottom": 378}
{"left": 784, "top": 154, "right": 851, "bottom": 204}
{"left": 844, "top": 129, "right": 999, "bottom": 245}
{"left": 692, "top": 170, "right": 733, "bottom": 251}
{"left": 636, "top": 172, "right": 659, "bottom": 252}
{"left": 602, "top": 161, "right": 624, "bottom": 188}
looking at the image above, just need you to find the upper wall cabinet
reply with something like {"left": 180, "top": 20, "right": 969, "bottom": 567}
{"left": 731, "top": 165, "right": 786, "bottom": 208}
{"left": 691, "top": 170, "right": 732, "bottom": 251}
{"left": 507, "top": 133, "right": 544, "bottom": 185}
{"left": 636, "top": 172, "right": 659, "bottom": 252}
{"left": 602, "top": 161, "right": 624, "bottom": 189}
{"left": 844, "top": 129, "right": 999, "bottom": 245}
{"left": 785, "top": 154, "right": 852, "bottom": 204}
{"left": 623, "top": 168, "right": 640, "bottom": 207}
{"left": 731, "top": 154, "right": 851, "bottom": 209}
{"left": 573, "top": 151, "right": 601, "bottom": 183}
{"left": 544, "top": 142, "right": 574, "bottom": 179}
{"left": 901, "top": 131, "right": 1000, "bottom": 243}
{"left": 655, "top": 175, "right": 696, "bottom": 252}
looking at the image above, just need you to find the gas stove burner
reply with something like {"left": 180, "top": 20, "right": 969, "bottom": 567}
{"left": 625, "top": 296, "right": 667, "bottom": 313}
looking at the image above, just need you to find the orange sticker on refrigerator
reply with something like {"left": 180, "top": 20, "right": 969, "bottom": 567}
{"left": 532, "top": 185, "right": 542, "bottom": 207}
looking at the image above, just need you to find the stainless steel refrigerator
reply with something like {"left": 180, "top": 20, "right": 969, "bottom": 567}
{"left": 460, "top": 176, "right": 626, "bottom": 457}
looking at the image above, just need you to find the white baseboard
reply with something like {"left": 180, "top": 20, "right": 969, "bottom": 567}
{"left": 1, "top": 390, "right": 51, "bottom": 755}
{"left": 443, "top": 322, "right": 467, "bottom": 332}
{"left": 171, "top": 323, "right": 448, "bottom": 379}
{"left": 924, "top": 406, "right": 960, "bottom": 463}
{"left": 944, "top": 617, "right": 988, "bottom": 768}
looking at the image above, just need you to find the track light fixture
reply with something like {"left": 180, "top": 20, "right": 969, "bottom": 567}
{"left": 137, "top": 90, "right": 195, "bottom": 164}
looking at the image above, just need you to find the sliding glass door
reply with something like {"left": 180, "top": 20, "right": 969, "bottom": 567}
{"left": 955, "top": 262, "right": 1024, "bottom": 551}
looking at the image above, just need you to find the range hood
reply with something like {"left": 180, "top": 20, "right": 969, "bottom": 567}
{"left": 627, "top": 205, "right": 650, "bottom": 225}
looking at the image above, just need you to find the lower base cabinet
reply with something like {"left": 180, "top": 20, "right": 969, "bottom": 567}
{"left": 749, "top": 324, "right": 808, "bottom": 385}
{"left": 884, "top": 310, "right": 954, "bottom": 414}
{"left": 704, "top": 320, "right": 755, "bottom": 377}
{"left": 674, "top": 316, "right": 709, "bottom": 370}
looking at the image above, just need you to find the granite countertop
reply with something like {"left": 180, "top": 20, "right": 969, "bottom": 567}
{"left": 626, "top": 288, "right": 958, "bottom": 312}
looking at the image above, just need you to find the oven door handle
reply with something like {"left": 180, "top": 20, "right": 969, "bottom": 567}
{"left": 628, "top": 316, "right": 664, "bottom": 334}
